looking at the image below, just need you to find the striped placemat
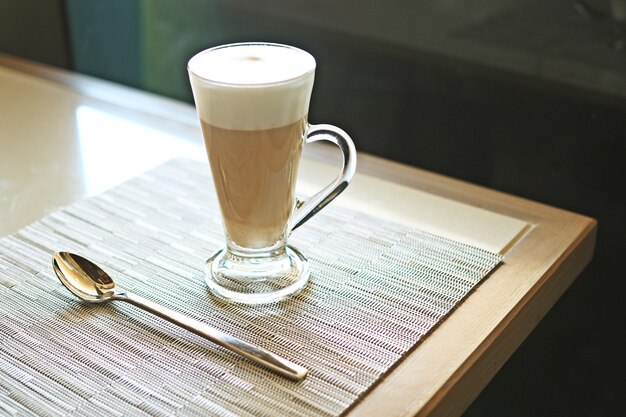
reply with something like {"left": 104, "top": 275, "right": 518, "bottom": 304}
{"left": 0, "top": 158, "right": 501, "bottom": 417}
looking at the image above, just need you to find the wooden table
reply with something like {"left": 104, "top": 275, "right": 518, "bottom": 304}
{"left": 0, "top": 54, "right": 596, "bottom": 417}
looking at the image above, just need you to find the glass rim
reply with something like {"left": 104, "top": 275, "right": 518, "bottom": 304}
{"left": 187, "top": 42, "right": 316, "bottom": 88}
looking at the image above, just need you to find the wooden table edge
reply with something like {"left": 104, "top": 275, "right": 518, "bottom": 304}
{"left": 415, "top": 220, "right": 597, "bottom": 417}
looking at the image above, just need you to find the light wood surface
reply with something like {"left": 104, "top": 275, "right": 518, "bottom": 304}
{"left": 0, "top": 54, "right": 597, "bottom": 417}
{"left": 298, "top": 158, "right": 529, "bottom": 254}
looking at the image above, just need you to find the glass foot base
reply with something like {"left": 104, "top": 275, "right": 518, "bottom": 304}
{"left": 204, "top": 245, "right": 310, "bottom": 304}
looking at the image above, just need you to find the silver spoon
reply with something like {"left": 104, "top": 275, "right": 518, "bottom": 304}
{"left": 52, "top": 252, "right": 307, "bottom": 380}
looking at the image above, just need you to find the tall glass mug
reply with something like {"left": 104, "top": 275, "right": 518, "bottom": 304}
{"left": 188, "top": 43, "right": 356, "bottom": 304}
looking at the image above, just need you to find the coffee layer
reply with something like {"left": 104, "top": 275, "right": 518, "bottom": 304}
{"left": 201, "top": 119, "right": 306, "bottom": 248}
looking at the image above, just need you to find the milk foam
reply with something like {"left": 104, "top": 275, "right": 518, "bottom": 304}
{"left": 188, "top": 43, "right": 316, "bottom": 131}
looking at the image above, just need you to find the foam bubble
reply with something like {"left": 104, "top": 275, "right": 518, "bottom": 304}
{"left": 188, "top": 43, "right": 316, "bottom": 130}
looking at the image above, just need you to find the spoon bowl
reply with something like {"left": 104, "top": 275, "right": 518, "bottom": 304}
{"left": 53, "top": 252, "right": 116, "bottom": 302}
{"left": 51, "top": 251, "right": 307, "bottom": 380}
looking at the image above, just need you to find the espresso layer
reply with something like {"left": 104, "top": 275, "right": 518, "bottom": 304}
{"left": 201, "top": 119, "right": 306, "bottom": 248}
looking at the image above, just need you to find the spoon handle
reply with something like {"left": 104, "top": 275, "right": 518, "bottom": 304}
{"left": 118, "top": 291, "right": 307, "bottom": 380}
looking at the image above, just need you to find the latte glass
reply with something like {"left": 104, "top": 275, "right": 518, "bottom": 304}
{"left": 188, "top": 43, "right": 356, "bottom": 304}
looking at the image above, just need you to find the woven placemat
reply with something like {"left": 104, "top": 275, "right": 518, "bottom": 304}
{"left": 0, "top": 158, "right": 502, "bottom": 417}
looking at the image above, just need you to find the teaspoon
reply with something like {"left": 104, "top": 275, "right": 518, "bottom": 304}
{"left": 52, "top": 252, "right": 307, "bottom": 380}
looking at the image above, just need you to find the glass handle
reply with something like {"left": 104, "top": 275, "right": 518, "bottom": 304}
{"left": 291, "top": 124, "right": 357, "bottom": 231}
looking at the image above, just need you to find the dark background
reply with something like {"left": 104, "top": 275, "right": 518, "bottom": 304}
{"left": 1, "top": 0, "right": 624, "bottom": 415}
